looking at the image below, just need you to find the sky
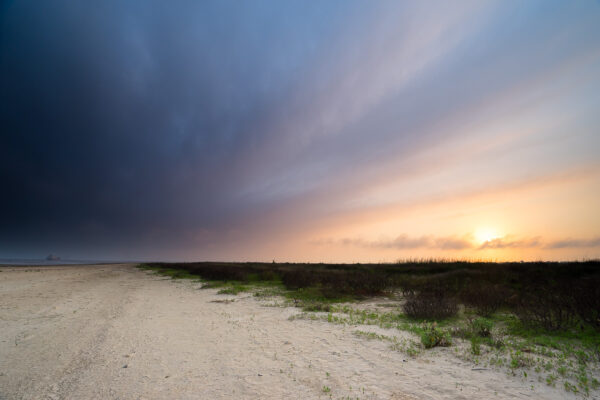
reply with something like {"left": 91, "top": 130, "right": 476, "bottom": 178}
{"left": 1, "top": 0, "right": 599, "bottom": 262}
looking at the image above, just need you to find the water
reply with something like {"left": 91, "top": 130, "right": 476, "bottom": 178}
{"left": 0, "top": 258, "right": 126, "bottom": 266}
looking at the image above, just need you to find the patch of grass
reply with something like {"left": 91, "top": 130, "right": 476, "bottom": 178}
{"left": 253, "top": 285, "right": 286, "bottom": 298}
{"left": 138, "top": 264, "right": 200, "bottom": 280}
{"left": 509, "top": 350, "right": 534, "bottom": 369}
{"left": 353, "top": 330, "right": 421, "bottom": 357}
{"left": 471, "top": 338, "right": 482, "bottom": 355}
{"left": 302, "top": 302, "right": 332, "bottom": 312}
{"left": 217, "top": 284, "right": 249, "bottom": 295}
{"left": 285, "top": 287, "right": 354, "bottom": 304}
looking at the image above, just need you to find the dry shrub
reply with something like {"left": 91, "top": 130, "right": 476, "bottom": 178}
{"left": 281, "top": 268, "right": 390, "bottom": 297}
{"left": 403, "top": 285, "right": 458, "bottom": 320}
{"left": 514, "top": 284, "right": 577, "bottom": 331}
{"left": 187, "top": 264, "right": 250, "bottom": 281}
{"left": 572, "top": 277, "right": 600, "bottom": 330}
{"left": 280, "top": 269, "right": 315, "bottom": 289}
{"left": 460, "top": 283, "right": 509, "bottom": 317}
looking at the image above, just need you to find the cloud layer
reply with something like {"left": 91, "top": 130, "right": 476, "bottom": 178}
{"left": 323, "top": 235, "right": 600, "bottom": 252}
{"left": 1, "top": 1, "right": 599, "bottom": 260}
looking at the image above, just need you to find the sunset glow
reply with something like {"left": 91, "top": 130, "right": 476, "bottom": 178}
{"left": 474, "top": 229, "right": 501, "bottom": 246}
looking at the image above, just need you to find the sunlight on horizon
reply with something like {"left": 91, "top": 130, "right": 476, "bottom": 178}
{"left": 474, "top": 228, "right": 501, "bottom": 245}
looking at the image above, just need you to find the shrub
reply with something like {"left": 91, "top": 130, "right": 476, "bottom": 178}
{"left": 572, "top": 277, "right": 600, "bottom": 330}
{"left": 420, "top": 322, "right": 452, "bottom": 348}
{"left": 403, "top": 286, "right": 458, "bottom": 320}
{"left": 460, "top": 283, "right": 509, "bottom": 317}
{"left": 258, "top": 269, "right": 279, "bottom": 281}
{"left": 514, "top": 284, "right": 577, "bottom": 331}
{"left": 280, "top": 269, "right": 316, "bottom": 289}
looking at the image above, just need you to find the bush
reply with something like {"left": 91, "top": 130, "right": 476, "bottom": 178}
{"left": 420, "top": 322, "right": 452, "bottom": 348}
{"left": 403, "top": 286, "right": 458, "bottom": 320}
{"left": 514, "top": 285, "right": 577, "bottom": 331}
{"left": 281, "top": 268, "right": 390, "bottom": 298}
{"left": 280, "top": 269, "right": 316, "bottom": 289}
{"left": 572, "top": 277, "right": 600, "bottom": 330}
{"left": 460, "top": 283, "right": 508, "bottom": 317}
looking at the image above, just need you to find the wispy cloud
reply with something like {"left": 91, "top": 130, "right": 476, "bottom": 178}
{"left": 317, "top": 234, "right": 600, "bottom": 252}
{"left": 546, "top": 237, "right": 600, "bottom": 249}
{"left": 478, "top": 237, "right": 542, "bottom": 250}
{"left": 320, "top": 235, "right": 474, "bottom": 251}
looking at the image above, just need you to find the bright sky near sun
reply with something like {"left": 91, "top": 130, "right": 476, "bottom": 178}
{"left": 1, "top": 0, "right": 599, "bottom": 262}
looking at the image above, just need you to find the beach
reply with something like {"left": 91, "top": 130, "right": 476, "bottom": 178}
{"left": 0, "top": 264, "right": 578, "bottom": 399}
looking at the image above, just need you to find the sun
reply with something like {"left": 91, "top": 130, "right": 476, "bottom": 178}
{"left": 474, "top": 228, "right": 500, "bottom": 244}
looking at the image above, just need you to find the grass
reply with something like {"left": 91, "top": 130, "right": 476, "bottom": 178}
{"left": 137, "top": 260, "right": 600, "bottom": 396}
{"left": 138, "top": 264, "right": 200, "bottom": 280}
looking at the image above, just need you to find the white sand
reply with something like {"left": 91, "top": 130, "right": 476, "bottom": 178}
{"left": 0, "top": 264, "right": 582, "bottom": 399}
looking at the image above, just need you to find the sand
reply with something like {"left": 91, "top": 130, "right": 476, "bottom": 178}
{"left": 0, "top": 264, "right": 580, "bottom": 399}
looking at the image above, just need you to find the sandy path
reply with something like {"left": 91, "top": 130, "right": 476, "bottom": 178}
{"left": 0, "top": 264, "right": 573, "bottom": 400}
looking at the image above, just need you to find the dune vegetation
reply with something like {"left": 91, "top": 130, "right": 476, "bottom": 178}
{"left": 139, "top": 260, "right": 600, "bottom": 395}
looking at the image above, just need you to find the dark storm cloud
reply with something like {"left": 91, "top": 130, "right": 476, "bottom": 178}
{"left": 0, "top": 0, "right": 356, "bottom": 256}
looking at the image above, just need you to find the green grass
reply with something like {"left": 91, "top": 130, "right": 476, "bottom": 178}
{"left": 292, "top": 303, "right": 599, "bottom": 394}
{"left": 138, "top": 264, "right": 200, "bottom": 280}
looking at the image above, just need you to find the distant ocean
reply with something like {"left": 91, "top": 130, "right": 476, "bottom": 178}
{"left": 0, "top": 259, "right": 128, "bottom": 266}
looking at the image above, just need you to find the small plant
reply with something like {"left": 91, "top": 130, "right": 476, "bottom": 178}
{"left": 471, "top": 317, "right": 493, "bottom": 338}
{"left": 217, "top": 284, "right": 248, "bottom": 295}
{"left": 322, "top": 386, "right": 331, "bottom": 393}
{"left": 509, "top": 350, "right": 533, "bottom": 369}
{"left": 576, "top": 370, "right": 590, "bottom": 394}
{"left": 420, "top": 322, "right": 452, "bottom": 349}
{"left": 564, "top": 381, "right": 578, "bottom": 393}
{"left": 470, "top": 338, "right": 481, "bottom": 355}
